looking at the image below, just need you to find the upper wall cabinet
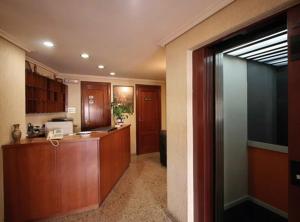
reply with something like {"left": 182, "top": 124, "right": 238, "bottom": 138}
{"left": 25, "top": 65, "right": 67, "bottom": 114}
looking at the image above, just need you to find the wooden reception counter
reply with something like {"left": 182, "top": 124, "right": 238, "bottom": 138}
{"left": 2, "top": 125, "right": 130, "bottom": 222}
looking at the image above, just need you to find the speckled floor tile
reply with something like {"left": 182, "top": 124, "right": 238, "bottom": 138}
{"left": 43, "top": 153, "right": 172, "bottom": 222}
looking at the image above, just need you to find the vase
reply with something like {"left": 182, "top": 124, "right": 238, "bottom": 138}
{"left": 114, "top": 117, "right": 123, "bottom": 126}
{"left": 12, "top": 124, "right": 22, "bottom": 143}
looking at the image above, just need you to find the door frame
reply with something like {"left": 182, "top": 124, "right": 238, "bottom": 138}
{"left": 81, "top": 81, "right": 111, "bottom": 130}
{"left": 135, "top": 84, "right": 161, "bottom": 155}
{"left": 192, "top": 7, "right": 299, "bottom": 222}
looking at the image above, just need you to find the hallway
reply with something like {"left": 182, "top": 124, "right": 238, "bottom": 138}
{"left": 44, "top": 153, "right": 171, "bottom": 222}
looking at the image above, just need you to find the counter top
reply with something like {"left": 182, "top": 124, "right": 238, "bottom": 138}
{"left": 2, "top": 124, "right": 130, "bottom": 148}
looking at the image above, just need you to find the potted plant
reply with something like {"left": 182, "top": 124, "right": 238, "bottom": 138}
{"left": 111, "top": 99, "right": 133, "bottom": 126}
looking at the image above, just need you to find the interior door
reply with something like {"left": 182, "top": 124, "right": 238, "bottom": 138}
{"left": 81, "top": 82, "right": 111, "bottom": 130}
{"left": 136, "top": 85, "right": 161, "bottom": 155}
{"left": 288, "top": 5, "right": 300, "bottom": 222}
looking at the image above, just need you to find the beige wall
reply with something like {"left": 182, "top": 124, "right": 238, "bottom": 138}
{"left": 57, "top": 73, "right": 166, "bottom": 154}
{"left": 0, "top": 37, "right": 26, "bottom": 221}
{"left": 165, "top": 0, "right": 298, "bottom": 221}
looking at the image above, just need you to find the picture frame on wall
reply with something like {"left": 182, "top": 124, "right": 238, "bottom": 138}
{"left": 113, "top": 85, "right": 134, "bottom": 112}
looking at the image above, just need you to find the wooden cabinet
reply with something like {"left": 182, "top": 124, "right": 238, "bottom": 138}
{"left": 58, "top": 142, "right": 99, "bottom": 213}
{"left": 25, "top": 69, "right": 67, "bottom": 114}
{"left": 3, "top": 139, "right": 100, "bottom": 222}
{"left": 99, "top": 126, "right": 131, "bottom": 203}
{"left": 2, "top": 125, "right": 131, "bottom": 221}
{"left": 3, "top": 144, "right": 59, "bottom": 221}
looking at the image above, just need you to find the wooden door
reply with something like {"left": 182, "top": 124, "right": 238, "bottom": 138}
{"left": 81, "top": 82, "right": 111, "bottom": 130}
{"left": 288, "top": 5, "right": 300, "bottom": 222}
{"left": 136, "top": 85, "right": 161, "bottom": 155}
{"left": 193, "top": 48, "right": 214, "bottom": 222}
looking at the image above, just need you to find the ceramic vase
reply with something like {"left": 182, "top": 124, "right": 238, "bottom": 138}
{"left": 12, "top": 124, "right": 22, "bottom": 143}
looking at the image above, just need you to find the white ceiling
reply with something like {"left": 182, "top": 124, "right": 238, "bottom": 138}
{"left": 0, "top": 0, "right": 232, "bottom": 80}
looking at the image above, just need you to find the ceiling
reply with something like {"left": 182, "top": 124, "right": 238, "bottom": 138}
{"left": 0, "top": 0, "right": 232, "bottom": 80}
{"left": 224, "top": 29, "right": 288, "bottom": 67}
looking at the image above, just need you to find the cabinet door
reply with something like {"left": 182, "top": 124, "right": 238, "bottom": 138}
{"left": 58, "top": 141, "right": 99, "bottom": 213}
{"left": 3, "top": 144, "right": 59, "bottom": 221}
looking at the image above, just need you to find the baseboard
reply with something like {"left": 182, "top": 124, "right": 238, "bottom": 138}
{"left": 249, "top": 197, "right": 288, "bottom": 219}
{"left": 224, "top": 196, "right": 250, "bottom": 210}
{"left": 224, "top": 195, "right": 288, "bottom": 219}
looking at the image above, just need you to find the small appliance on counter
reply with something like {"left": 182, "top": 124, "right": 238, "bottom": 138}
{"left": 45, "top": 117, "right": 74, "bottom": 136}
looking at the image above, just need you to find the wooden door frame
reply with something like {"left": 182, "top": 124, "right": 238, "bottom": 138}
{"left": 135, "top": 84, "right": 162, "bottom": 155}
{"left": 192, "top": 8, "right": 298, "bottom": 222}
{"left": 193, "top": 47, "right": 215, "bottom": 222}
{"left": 81, "top": 81, "right": 111, "bottom": 130}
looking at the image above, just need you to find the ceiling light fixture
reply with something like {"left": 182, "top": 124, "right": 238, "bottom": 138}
{"left": 239, "top": 42, "right": 288, "bottom": 58}
{"left": 98, "top": 65, "right": 105, "bottom": 69}
{"left": 227, "top": 35, "right": 287, "bottom": 57}
{"left": 110, "top": 72, "right": 116, "bottom": 76}
{"left": 223, "top": 30, "right": 287, "bottom": 54}
{"left": 43, "top": 41, "right": 54, "bottom": 48}
{"left": 81, "top": 53, "right": 89, "bottom": 59}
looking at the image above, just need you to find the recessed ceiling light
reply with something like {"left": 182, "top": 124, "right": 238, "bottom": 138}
{"left": 110, "top": 72, "right": 116, "bottom": 76}
{"left": 81, "top": 53, "right": 89, "bottom": 59}
{"left": 98, "top": 65, "right": 105, "bottom": 69}
{"left": 43, "top": 41, "right": 54, "bottom": 48}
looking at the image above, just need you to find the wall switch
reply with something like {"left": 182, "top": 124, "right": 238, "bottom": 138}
{"left": 67, "top": 107, "right": 76, "bottom": 114}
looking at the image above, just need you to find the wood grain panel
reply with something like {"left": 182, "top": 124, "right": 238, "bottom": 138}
{"left": 193, "top": 47, "right": 214, "bottom": 222}
{"left": 99, "top": 126, "right": 131, "bottom": 203}
{"left": 3, "top": 144, "right": 59, "bottom": 221}
{"left": 58, "top": 141, "right": 99, "bottom": 213}
{"left": 288, "top": 4, "right": 300, "bottom": 222}
{"left": 136, "top": 85, "right": 161, "bottom": 155}
{"left": 81, "top": 81, "right": 111, "bottom": 130}
{"left": 248, "top": 147, "right": 288, "bottom": 212}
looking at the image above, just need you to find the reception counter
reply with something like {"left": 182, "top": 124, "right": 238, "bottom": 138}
{"left": 2, "top": 125, "right": 130, "bottom": 222}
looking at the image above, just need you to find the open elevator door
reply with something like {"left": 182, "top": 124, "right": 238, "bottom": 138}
{"left": 288, "top": 4, "right": 300, "bottom": 222}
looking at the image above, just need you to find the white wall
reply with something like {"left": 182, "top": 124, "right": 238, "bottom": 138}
{"left": 223, "top": 55, "right": 248, "bottom": 207}
{"left": 0, "top": 37, "right": 26, "bottom": 221}
{"left": 57, "top": 73, "right": 166, "bottom": 154}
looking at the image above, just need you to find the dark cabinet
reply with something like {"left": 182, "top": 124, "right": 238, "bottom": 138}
{"left": 25, "top": 68, "right": 67, "bottom": 113}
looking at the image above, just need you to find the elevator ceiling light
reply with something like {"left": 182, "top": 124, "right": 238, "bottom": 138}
{"left": 223, "top": 29, "right": 288, "bottom": 67}
{"left": 252, "top": 50, "right": 288, "bottom": 61}
{"left": 227, "top": 34, "right": 287, "bottom": 56}
{"left": 246, "top": 47, "right": 288, "bottom": 60}
{"left": 223, "top": 30, "right": 287, "bottom": 54}
{"left": 267, "top": 58, "right": 288, "bottom": 65}
{"left": 257, "top": 53, "right": 288, "bottom": 63}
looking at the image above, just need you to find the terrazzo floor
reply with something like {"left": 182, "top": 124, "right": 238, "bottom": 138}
{"left": 43, "top": 153, "right": 172, "bottom": 222}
